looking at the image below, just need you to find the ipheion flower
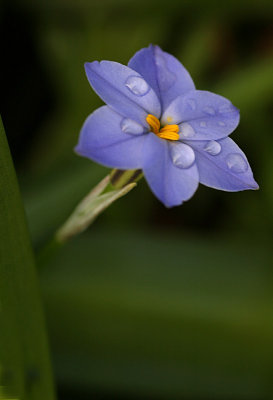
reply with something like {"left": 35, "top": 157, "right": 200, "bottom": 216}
{"left": 76, "top": 45, "right": 258, "bottom": 207}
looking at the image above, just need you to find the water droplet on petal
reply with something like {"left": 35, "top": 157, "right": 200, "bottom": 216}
{"left": 121, "top": 118, "right": 144, "bottom": 135}
{"left": 180, "top": 123, "right": 195, "bottom": 138}
{"left": 219, "top": 104, "right": 234, "bottom": 114}
{"left": 187, "top": 99, "right": 196, "bottom": 110}
{"left": 218, "top": 121, "right": 226, "bottom": 126}
{"left": 125, "top": 76, "right": 150, "bottom": 96}
{"left": 203, "top": 106, "right": 215, "bottom": 115}
{"left": 199, "top": 121, "right": 207, "bottom": 128}
{"left": 203, "top": 140, "right": 221, "bottom": 155}
{"left": 226, "top": 153, "right": 248, "bottom": 173}
{"left": 170, "top": 142, "right": 195, "bottom": 169}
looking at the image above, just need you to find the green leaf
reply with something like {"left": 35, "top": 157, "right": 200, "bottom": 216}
{"left": 0, "top": 117, "right": 56, "bottom": 400}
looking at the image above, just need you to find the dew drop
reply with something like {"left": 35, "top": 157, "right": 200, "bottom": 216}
{"left": 199, "top": 121, "right": 207, "bottom": 128}
{"left": 125, "top": 76, "right": 150, "bottom": 96}
{"left": 170, "top": 142, "right": 195, "bottom": 169}
{"left": 203, "top": 140, "right": 221, "bottom": 155}
{"left": 203, "top": 106, "right": 215, "bottom": 115}
{"left": 219, "top": 104, "right": 234, "bottom": 114}
{"left": 180, "top": 122, "right": 195, "bottom": 138}
{"left": 218, "top": 121, "right": 226, "bottom": 127}
{"left": 187, "top": 99, "right": 196, "bottom": 110}
{"left": 226, "top": 153, "right": 248, "bottom": 173}
{"left": 120, "top": 118, "right": 144, "bottom": 135}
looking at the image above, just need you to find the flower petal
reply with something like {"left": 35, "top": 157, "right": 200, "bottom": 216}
{"left": 185, "top": 137, "right": 259, "bottom": 191}
{"left": 85, "top": 61, "right": 161, "bottom": 125}
{"left": 162, "top": 90, "right": 240, "bottom": 140}
{"left": 75, "top": 106, "right": 148, "bottom": 169}
{"left": 142, "top": 134, "right": 199, "bottom": 207}
{"left": 128, "top": 45, "right": 195, "bottom": 110}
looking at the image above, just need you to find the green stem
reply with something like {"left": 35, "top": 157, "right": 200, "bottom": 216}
{"left": 36, "top": 169, "right": 143, "bottom": 268}
{"left": 0, "top": 117, "right": 56, "bottom": 400}
{"left": 54, "top": 169, "right": 143, "bottom": 244}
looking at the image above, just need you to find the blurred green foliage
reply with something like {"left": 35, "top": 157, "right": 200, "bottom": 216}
{"left": 1, "top": 0, "right": 273, "bottom": 398}
{"left": 42, "top": 230, "right": 272, "bottom": 399}
{"left": 0, "top": 120, "right": 55, "bottom": 400}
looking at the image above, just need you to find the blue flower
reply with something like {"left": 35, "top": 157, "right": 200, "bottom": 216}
{"left": 75, "top": 45, "right": 258, "bottom": 207}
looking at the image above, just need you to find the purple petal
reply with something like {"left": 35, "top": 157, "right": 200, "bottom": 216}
{"left": 128, "top": 45, "right": 195, "bottom": 111}
{"left": 75, "top": 106, "right": 148, "bottom": 169}
{"left": 85, "top": 61, "right": 161, "bottom": 125}
{"left": 185, "top": 137, "right": 259, "bottom": 191}
{"left": 162, "top": 90, "right": 240, "bottom": 141}
{"left": 142, "top": 134, "right": 199, "bottom": 207}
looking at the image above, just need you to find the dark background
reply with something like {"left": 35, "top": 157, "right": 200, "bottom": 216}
{"left": 1, "top": 0, "right": 273, "bottom": 399}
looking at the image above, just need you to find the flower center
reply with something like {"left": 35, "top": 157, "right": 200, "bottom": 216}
{"left": 146, "top": 114, "right": 179, "bottom": 141}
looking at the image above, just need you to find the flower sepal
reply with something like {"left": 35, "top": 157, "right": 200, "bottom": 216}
{"left": 55, "top": 172, "right": 137, "bottom": 243}
{"left": 109, "top": 168, "right": 143, "bottom": 189}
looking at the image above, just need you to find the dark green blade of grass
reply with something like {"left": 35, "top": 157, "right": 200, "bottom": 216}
{"left": 0, "top": 117, "right": 56, "bottom": 400}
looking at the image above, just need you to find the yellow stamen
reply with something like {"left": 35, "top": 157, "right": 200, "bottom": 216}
{"left": 146, "top": 114, "right": 160, "bottom": 133}
{"left": 146, "top": 114, "right": 179, "bottom": 141}
{"left": 159, "top": 124, "right": 179, "bottom": 133}
{"left": 157, "top": 131, "right": 180, "bottom": 140}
